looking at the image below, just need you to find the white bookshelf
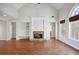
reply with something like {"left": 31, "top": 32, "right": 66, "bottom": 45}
{"left": 26, "top": 22, "right": 30, "bottom": 38}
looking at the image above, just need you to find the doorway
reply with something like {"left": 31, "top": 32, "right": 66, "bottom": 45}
{"left": 11, "top": 22, "right": 16, "bottom": 40}
{"left": 50, "top": 23, "right": 56, "bottom": 39}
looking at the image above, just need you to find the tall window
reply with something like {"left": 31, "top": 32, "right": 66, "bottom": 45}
{"left": 69, "top": 20, "right": 79, "bottom": 40}
{"left": 61, "top": 23, "right": 66, "bottom": 36}
{"left": 69, "top": 5, "right": 79, "bottom": 40}
{"left": 60, "top": 20, "right": 66, "bottom": 36}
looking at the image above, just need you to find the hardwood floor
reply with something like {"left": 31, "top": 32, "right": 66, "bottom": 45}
{"left": 0, "top": 39, "right": 79, "bottom": 55}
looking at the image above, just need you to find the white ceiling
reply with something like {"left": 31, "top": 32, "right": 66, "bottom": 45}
{"left": 11, "top": 3, "right": 25, "bottom": 9}
{"left": 0, "top": 3, "right": 65, "bottom": 20}
{"left": 10, "top": 3, "right": 64, "bottom": 10}
{"left": 0, "top": 3, "right": 65, "bottom": 11}
{"left": 50, "top": 3, "right": 64, "bottom": 10}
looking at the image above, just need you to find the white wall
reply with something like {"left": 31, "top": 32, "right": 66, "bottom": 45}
{"left": 0, "top": 20, "right": 7, "bottom": 40}
{"left": 31, "top": 17, "right": 44, "bottom": 31}
{"left": 44, "top": 17, "right": 51, "bottom": 40}
{"left": 16, "top": 22, "right": 23, "bottom": 40}
{"left": 59, "top": 3, "right": 79, "bottom": 50}
{"left": 6, "top": 21, "right": 12, "bottom": 40}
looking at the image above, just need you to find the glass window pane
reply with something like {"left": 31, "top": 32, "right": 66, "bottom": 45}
{"left": 70, "top": 20, "right": 79, "bottom": 40}
{"left": 61, "top": 23, "right": 66, "bottom": 36}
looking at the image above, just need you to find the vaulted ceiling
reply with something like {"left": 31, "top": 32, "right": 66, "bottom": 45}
{"left": 0, "top": 3, "right": 65, "bottom": 20}
{"left": 11, "top": 3, "right": 65, "bottom": 10}
{"left": 50, "top": 3, "right": 64, "bottom": 10}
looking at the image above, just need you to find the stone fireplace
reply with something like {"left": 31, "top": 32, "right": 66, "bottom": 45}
{"left": 33, "top": 31, "right": 44, "bottom": 39}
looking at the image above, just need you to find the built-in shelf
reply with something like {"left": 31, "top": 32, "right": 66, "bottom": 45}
{"left": 26, "top": 22, "right": 30, "bottom": 38}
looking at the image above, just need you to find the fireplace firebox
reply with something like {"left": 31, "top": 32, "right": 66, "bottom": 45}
{"left": 33, "top": 31, "right": 44, "bottom": 39}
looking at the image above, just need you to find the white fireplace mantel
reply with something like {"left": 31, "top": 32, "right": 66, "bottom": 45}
{"left": 30, "top": 17, "right": 51, "bottom": 40}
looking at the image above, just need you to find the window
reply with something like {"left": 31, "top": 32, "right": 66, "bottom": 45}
{"left": 71, "top": 6, "right": 79, "bottom": 16}
{"left": 69, "top": 5, "right": 79, "bottom": 40}
{"left": 60, "top": 20, "right": 66, "bottom": 36}
{"left": 61, "top": 23, "right": 66, "bottom": 36}
{"left": 69, "top": 20, "right": 79, "bottom": 40}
